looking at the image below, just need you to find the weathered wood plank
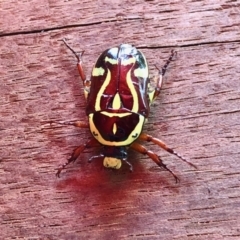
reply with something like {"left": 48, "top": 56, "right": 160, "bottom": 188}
{"left": 1, "top": 0, "right": 240, "bottom": 239}
{"left": 1, "top": 0, "right": 240, "bottom": 46}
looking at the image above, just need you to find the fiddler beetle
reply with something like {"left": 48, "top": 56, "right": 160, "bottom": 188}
{"left": 55, "top": 40, "right": 196, "bottom": 182}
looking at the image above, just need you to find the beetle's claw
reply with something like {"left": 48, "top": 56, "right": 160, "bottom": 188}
{"left": 62, "top": 38, "right": 84, "bottom": 62}
{"left": 56, "top": 167, "right": 63, "bottom": 178}
{"left": 56, "top": 156, "right": 75, "bottom": 177}
{"left": 158, "top": 162, "right": 180, "bottom": 183}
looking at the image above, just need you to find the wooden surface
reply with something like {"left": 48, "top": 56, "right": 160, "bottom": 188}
{"left": 1, "top": 0, "right": 240, "bottom": 239}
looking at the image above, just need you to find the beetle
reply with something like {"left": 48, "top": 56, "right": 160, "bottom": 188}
{"left": 56, "top": 40, "right": 196, "bottom": 182}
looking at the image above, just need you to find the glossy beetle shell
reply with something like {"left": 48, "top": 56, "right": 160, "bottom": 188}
{"left": 86, "top": 44, "right": 150, "bottom": 146}
{"left": 57, "top": 40, "right": 194, "bottom": 182}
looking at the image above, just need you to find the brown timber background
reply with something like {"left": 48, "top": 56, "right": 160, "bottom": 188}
{"left": 0, "top": 0, "right": 240, "bottom": 239}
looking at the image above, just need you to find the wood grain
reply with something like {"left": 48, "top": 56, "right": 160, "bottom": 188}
{"left": 1, "top": 0, "right": 240, "bottom": 239}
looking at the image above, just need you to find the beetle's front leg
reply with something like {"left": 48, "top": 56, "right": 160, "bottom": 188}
{"left": 151, "top": 50, "right": 177, "bottom": 101}
{"left": 130, "top": 142, "right": 179, "bottom": 183}
{"left": 62, "top": 39, "right": 86, "bottom": 82}
{"left": 62, "top": 39, "right": 91, "bottom": 95}
{"left": 56, "top": 137, "right": 99, "bottom": 177}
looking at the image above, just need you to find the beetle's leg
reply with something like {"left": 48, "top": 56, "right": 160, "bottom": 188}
{"left": 130, "top": 142, "right": 179, "bottom": 183}
{"left": 62, "top": 39, "right": 86, "bottom": 82}
{"left": 138, "top": 133, "right": 197, "bottom": 169}
{"left": 62, "top": 39, "right": 91, "bottom": 97}
{"left": 56, "top": 137, "right": 99, "bottom": 177}
{"left": 124, "top": 159, "right": 133, "bottom": 172}
{"left": 50, "top": 120, "right": 89, "bottom": 128}
{"left": 88, "top": 154, "right": 104, "bottom": 163}
{"left": 161, "top": 50, "right": 177, "bottom": 76}
{"left": 151, "top": 50, "right": 177, "bottom": 100}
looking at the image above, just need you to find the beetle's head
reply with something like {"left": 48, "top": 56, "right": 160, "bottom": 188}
{"left": 103, "top": 146, "right": 127, "bottom": 169}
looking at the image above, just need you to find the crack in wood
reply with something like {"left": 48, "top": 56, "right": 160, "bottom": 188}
{"left": 0, "top": 17, "right": 143, "bottom": 38}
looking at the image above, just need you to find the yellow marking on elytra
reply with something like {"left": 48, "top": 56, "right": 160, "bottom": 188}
{"left": 113, "top": 123, "right": 117, "bottom": 134}
{"left": 112, "top": 93, "right": 121, "bottom": 109}
{"left": 134, "top": 68, "right": 148, "bottom": 78}
{"left": 101, "top": 111, "right": 131, "bottom": 118}
{"left": 89, "top": 113, "right": 145, "bottom": 146}
{"left": 105, "top": 56, "right": 118, "bottom": 65}
{"left": 126, "top": 69, "right": 138, "bottom": 113}
{"left": 103, "top": 157, "right": 122, "bottom": 169}
{"left": 92, "top": 67, "right": 105, "bottom": 76}
{"left": 95, "top": 69, "right": 111, "bottom": 111}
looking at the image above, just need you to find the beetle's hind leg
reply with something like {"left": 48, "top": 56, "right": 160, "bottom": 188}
{"left": 56, "top": 138, "right": 99, "bottom": 177}
{"left": 139, "top": 133, "right": 197, "bottom": 169}
{"left": 56, "top": 145, "right": 85, "bottom": 178}
{"left": 130, "top": 142, "right": 179, "bottom": 183}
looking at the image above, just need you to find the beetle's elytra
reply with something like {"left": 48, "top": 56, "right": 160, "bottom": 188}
{"left": 56, "top": 41, "right": 196, "bottom": 182}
